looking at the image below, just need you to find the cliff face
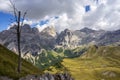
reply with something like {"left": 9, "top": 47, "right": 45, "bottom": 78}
{"left": 40, "top": 26, "right": 57, "bottom": 37}
{"left": 0, "top": 24, "right": 56, "bottom": 55}
{"left": 19, "top": 73, "right": 74, "bottom": 80}
{"left": 56, "top": 29, "right": 79, "bottom": 48}
{"left": 0, "top": 24, "right": 120, "bottom": 55}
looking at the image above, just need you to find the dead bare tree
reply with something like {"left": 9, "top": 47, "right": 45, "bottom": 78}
{"left": 9, "top": 0, "right": 27, "bottom": 73}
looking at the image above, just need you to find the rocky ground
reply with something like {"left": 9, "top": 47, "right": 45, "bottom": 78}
{"left": 0, "top": 72, "right": 74, "bottom": 80}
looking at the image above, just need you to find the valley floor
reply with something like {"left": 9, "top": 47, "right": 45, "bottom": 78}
{"left": 62, "top": 57, "right": 120, "bottom": 80}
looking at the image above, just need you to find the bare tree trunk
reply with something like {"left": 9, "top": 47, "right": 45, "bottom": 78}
{"left": 9, "top": 0, "right": 27, "bottom": 73}
{"left": 17, "top": 11, "right": 21, "bottom": 73}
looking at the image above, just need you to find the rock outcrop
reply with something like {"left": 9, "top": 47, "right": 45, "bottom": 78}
{"left": 20, "top": 73, "right": 74, "bottom": 80}
{"left": 0, "top": 25, "right": 120, "bottom": 55}
{"left": 0, "top": 24, "right": 56, "bottom": 55}
{"left": 56, "top": 29, "right": 79, "bottom": 48}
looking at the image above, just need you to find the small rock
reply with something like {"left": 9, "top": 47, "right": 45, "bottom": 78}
{"left": 102, "top": 71, "right": 116, "bottom": 77}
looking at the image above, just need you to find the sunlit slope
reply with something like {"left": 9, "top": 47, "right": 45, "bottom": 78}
{"left": 62, "top": 46, "right": 120, "bottom": 80}
{"left": 0, "top": 44, "right": 42, "bottom": 80}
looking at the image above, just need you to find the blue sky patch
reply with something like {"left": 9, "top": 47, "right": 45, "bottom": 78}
{"left": 0, "top": 12, "right": 13, "bottom": 31}
{"left": 85, "top": 5, "right": 90, "bottom": 12}
{"left": 40, "top": 19, "right": 49, "bottom": 26}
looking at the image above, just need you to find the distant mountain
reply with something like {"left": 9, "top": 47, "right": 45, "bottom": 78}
{"left": 56, "top": 27, "right": 120, "bottom": 47}
{"left": 0, "top": 24, "right": 56, "bottom": 55}
{"left": 0, "top": 24, "right": 120, "bottom": 55}
{"left": 80, "top": 27, "right": 95, "bottom": 34}
{"left": 56, "top": 29, "right": 79, "bottom": 48}
{"left": 40, "top": 26, "right": 57, "bottom": 37}
{"left": 97, "top": 29, "right": 120, "bottom": 45}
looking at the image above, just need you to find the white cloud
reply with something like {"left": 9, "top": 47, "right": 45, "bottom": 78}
{"left": 0, "top": 0, "right": 11, "bottom": 12}
{"left": 7, "top": 19, "right": 34, "bottom": 30}
{"left": 23, "top": 20, "right": 33, "bottom": 25}
{"left": 0, "top": 0, "right": 120, "bottom": 32}
{"left": 7, "top": 22, "right": 17, "bottom": 30}
{"left": 36, "top": 24, "right": 46, "bottom": 32}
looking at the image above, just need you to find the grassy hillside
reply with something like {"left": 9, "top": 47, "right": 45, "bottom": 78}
{"left": 0, "top": 44, "right": 42, "bottom": 80}
{"left": 62, "top": 45, "right": 120, "bottom": 80}
{"left": 34, "top": 50, "right": 63, "bottom": 71}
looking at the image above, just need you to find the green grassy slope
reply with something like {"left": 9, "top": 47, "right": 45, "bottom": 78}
{"left": 0, "top": 44, "right": 42, "bottom": 80}
{"left": 34, "top": 50, "right": 63, "bottom": 71}
{"left": 62, "top": 45, "right": 120, "bottom": 80}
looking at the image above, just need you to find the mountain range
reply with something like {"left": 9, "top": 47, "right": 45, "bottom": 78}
{"left": 0, "top": 24, "right": 120, "bottom": 55}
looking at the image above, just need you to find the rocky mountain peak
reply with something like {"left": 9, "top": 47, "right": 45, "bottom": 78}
{"left": 0, "top": 24, "right": 120, "bottom": 55}
{"left": 64, "top": 28, "right": 71, "bottom": 32}
{"left": 9, "top": 25, "right": 17, "bottom": 30}
{"left": 56, "top": 29, "right": 79, "bottom": 48}
{"left": 8, "top": 24, "right": 34, "bottom": 33}
{"left": 80, "top": 27, "right": 95, "bottom": 34}
{"left": 41, "top": 26, "right": 57, "bottom": 37}
{"left": 21, "top": 24, "right": 32, "bottom": 33}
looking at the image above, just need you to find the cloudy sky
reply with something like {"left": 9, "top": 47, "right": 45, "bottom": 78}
{"left": 0, "top": 0, "right": 120, "bottom": 32}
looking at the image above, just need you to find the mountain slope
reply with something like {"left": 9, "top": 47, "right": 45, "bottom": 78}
{"left": 56, "top": 29, "right": 79, "bottom": 48}
{"left": 62, "top": 45, "right": 120, "bottom": 80}
{"left": 97, "top": 30, "right": 120, "bottom": 45}
{"left": 0, "top": 44, "right": 42, "bottom": 80}
{"left": 0, "top": 24, "right": 120, "bottom": 55}
{"left": 0, "top": 24, "right": 56, "bottom": 55}
{"left": 73, "top": 28, "right": 106, "bottom": 45}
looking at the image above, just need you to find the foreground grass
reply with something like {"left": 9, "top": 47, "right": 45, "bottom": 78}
{"left": 0, "top": 44, "right": 42, "bottom": 80}
{"left": 62, "top": 58, "right": 120, "bottom": 80}
{"left": 62, "top": 46, "right": 120, "bottom": 80}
